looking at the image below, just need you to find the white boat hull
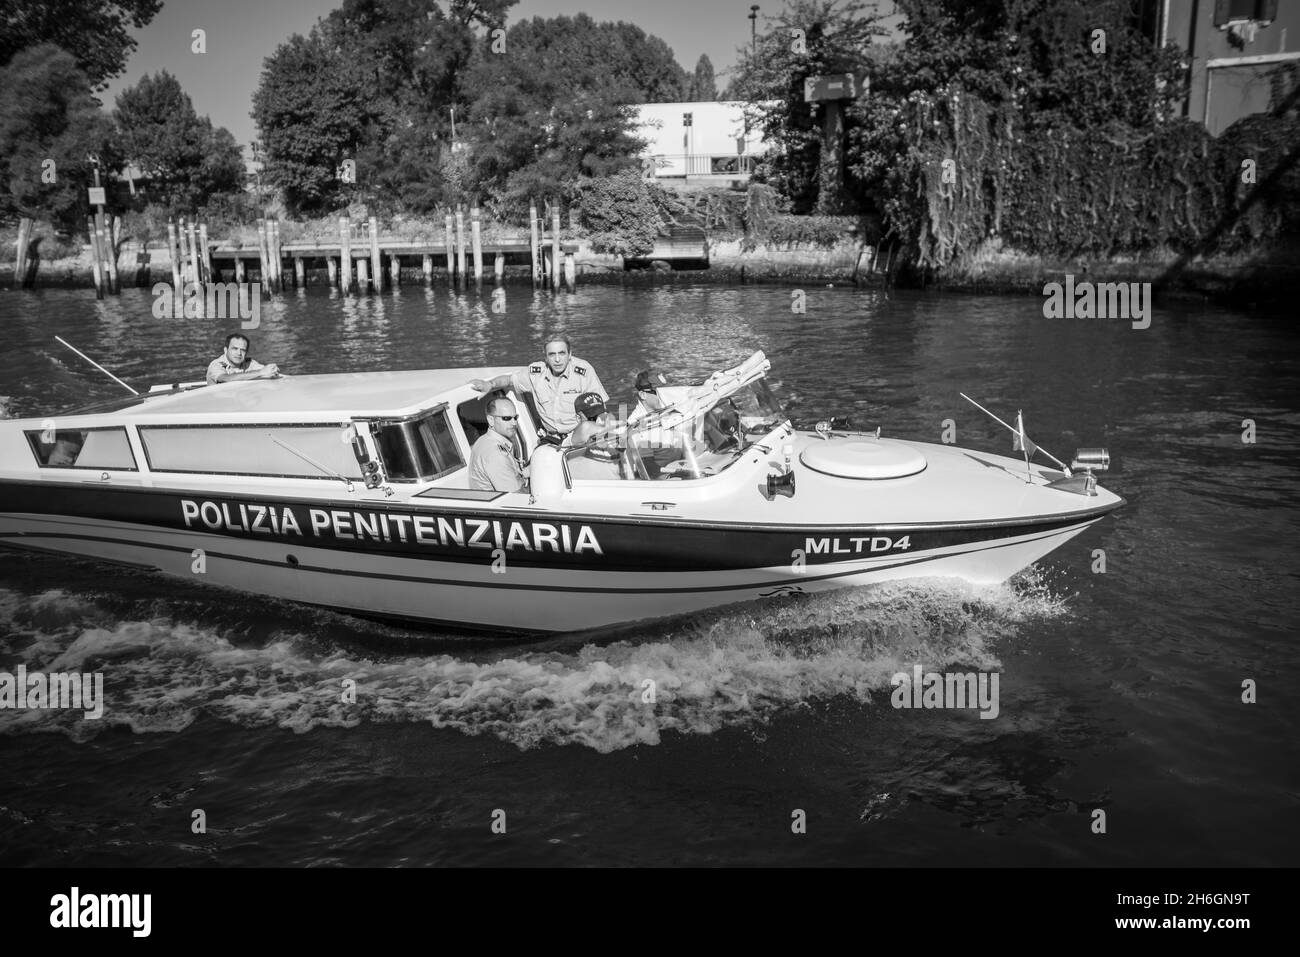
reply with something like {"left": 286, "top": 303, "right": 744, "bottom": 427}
{"left": 0, "top": 510, "right": 1102, "bottom": 633}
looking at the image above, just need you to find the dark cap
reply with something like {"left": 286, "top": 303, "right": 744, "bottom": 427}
{"left": 574, "top": 392, "right": 607, "bottom": 419}
{"left": 635, "top": 369, "right": 667, "bottom": 392}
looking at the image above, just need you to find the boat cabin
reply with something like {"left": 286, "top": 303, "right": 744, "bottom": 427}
{"left": 2, "top": 353, "right": 787, "bottom": 500}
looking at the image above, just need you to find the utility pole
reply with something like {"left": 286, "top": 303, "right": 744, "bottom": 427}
{"left": 749, "top": 5, "right": 760, "bottom": 54}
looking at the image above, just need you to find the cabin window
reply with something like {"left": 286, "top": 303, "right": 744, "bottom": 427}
{"left": 371, "top": 408, "right": 465, "bottom": 482}
{"left": 25, "top": 427, "right": 138, "bottom": 470}
{"left": 139, "top": 424, "right": 363, "bottom": 479}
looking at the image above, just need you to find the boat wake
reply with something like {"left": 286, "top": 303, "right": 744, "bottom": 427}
{"left": 0, "top": 572, "right": 1068, "bottom": 751}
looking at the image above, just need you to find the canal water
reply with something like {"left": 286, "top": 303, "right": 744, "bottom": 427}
{"left": 0, "top": 281, "right": 1296, "bottom": 866}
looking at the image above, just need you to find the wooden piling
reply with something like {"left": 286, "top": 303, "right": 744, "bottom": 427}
{"left": 455, "top": 208, "right": 467, "bottom": 285}
{"left": 551, "top": 201, "right": 560, "bottom": 291}
{"left": 276, "top": 219, "right": 287, "bottom": 290}
{"left": 369, "top": 215, "right": 382, "bottom": 293}
{"left": 422, "top": 254, "right": 433, "bottom": 285}
{"left": 443, "top": 212, "right": 455, "bottom": 282}
{"left": 494, "top": 251, "right": 504, "bottom": 283}
{"left": 198, "top": 222, "right": 212, "bottom": 283}
{"left": 564, "top": 253, "right": 576, "bottom": 291}
{"left": 470, "top": 206, "right": 482, "bottom": 284}
{"left": 326, "top": 256, "right": 337, "bottom": 287}
{"left": 176, "top": 215, "right": 187, "bottom": 285}
{"left": 103, "top": 216, "right": 120, "bottom": 294}
{"left": 13, "top": 218, "right": 31, "bottom": 289}
{"left": 235, "top": 255, "right": 246, "bottom": 284}
{"left": 256, "top": 221, "right": 269, "bottom": 292}
{"left": 357, "top": 257, "right": 370, "bottom": 290}
{"left": 186, "top": 217, "right": 200, "bottom": 288}
{"left": 196, "top": 222, "right": 209, "bottom": 282}
{"left": 88, "top": 217, "right": 104, "bottom": 299}
{"left": 268, "top": 219, "right": 280, "bottom": 291}
{"left": 529, "top": 201, "right": 540, "bottom": 287}
{"left": 339, "top": 216, "right": 352, "bottom": 293}
{"left": 266, "top": 219, "right": 277, "bottom": 293}
{"left": 167, "top": 219, "right": 182, "bottom": 295}
{"left": 295, "top": 257, "right": 305, "bottom": 287}
{"left": 390, "top": 253, "right": 401, "bottom": 287}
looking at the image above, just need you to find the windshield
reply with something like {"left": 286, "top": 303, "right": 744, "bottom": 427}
{"left": 564, "top": 379, "right": 787, "bottom": 482}
{"left": 372, "top": 408, "right": 465, "bottom": 482}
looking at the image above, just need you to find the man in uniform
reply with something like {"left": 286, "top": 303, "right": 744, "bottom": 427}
{"left": 468, "top": 397, "right": 528, "bottom": 493}
{"left": 207, "top": 333, "right": 283, "bottom": 384}
{"left": 469, "top": 337, "right": 607, "bottom": 443}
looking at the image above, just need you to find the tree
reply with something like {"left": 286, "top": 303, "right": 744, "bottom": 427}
{"left": 461, "top": 15, "right": 672, "bottom": 212}
{"left": 690, "top": 55, "right": 717, "bottom": 101}
{"left": 252, "top": 33, "right": 380, "bottom": 215}
{"left": 0, "top": 45, "right": 120, "bottom": 232}
{"left": 251, "top": 0, "right": 515, "bottom": 215}
{"left": 885, "top": 0, "right": 1186, "bottom": 129}
{"left": 0, "top": 0, "right": 162, "bottom": 88}
{"left": 576, "top": 167, "right": 679, "bottom": 255}
{"left": 114, "top": 71, "right": 243, "bottom": 209}
{"left": 729, "top": 0, "right": 887, "bottom": 212}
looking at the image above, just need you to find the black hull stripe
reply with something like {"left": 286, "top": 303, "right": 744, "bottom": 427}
{"left": 0, "top": 477, "right": 1123, "bottom": 531}
{"left": 0, "top": 520, "right": 1092, "bottom": 595}
{"left": 0, "top": 478, "right": 1116, "bottom": 572}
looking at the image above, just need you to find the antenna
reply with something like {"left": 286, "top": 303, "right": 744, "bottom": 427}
{"left": 268, "top": 435, "right": 355, "bottom": 491}
{"left": 54, "top": 337, "right": 138, "bottom": 395}
{"left": 959, "top": 392, "right": 1071, "bottom": 474}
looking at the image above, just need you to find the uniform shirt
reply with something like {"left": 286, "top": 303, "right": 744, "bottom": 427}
{"left": 468, "top": 431, "right": 526, "bottom": 492}
{"left": 207, "top": 353, "right": 265, "bottom": 384}
{"left": 509, "top": 356, "right": 607, "bottom": 436}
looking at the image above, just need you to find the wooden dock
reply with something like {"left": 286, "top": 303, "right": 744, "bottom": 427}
{"left": 209, "top": 235, "right": 583, "bottom": 290}
{"left": 207, "top": 211, "right": 582, "bottom": 292}
{"left": 14, "top": 201, "right": 718, "bottom": 295}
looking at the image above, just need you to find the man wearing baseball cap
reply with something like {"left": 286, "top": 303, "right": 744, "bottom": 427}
{"left": 566, "top": 392, "right": 623, "bottom": 480}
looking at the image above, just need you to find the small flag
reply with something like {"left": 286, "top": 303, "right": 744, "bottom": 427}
{"left": 1013, "top": 411, "right": 1038, "bottom": 457}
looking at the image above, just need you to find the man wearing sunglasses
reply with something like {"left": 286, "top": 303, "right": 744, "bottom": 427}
{"left": 468, "top": 397, "right": 528, "bottom": 493}
{"left": 469, "top": 337, "right": 607, "bottom": 444}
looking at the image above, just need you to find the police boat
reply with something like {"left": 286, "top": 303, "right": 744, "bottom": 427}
{"left": 0, "top": 350, "right": 1122, "bottom": 634}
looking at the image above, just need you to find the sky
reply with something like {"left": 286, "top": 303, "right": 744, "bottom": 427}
{"left": 99, "top": 0, "right": 901, "bottom": 160}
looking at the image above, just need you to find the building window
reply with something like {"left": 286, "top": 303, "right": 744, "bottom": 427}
{"left": 25, "top": 427, "right": 138, "bottom": 470}
{"left": 1215, "top": 0, "right": 1277, "bottom": 26}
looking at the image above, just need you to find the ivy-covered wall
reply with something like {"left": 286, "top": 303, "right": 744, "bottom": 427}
{"left": 890, "top": 89, "right": 1299, "bottom": 270}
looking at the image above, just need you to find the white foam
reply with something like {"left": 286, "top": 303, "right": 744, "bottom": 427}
{"left": 0, "top": 574, "right": 1067, "bottom": 750}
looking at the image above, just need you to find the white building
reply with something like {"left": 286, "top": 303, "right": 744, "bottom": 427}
{"left": 631, "top": 101, "right": 770, "bottom": 186}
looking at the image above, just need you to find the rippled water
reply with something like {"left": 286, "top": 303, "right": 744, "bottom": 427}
{"left": 1, "top": 281, "right": 1297, "bottom": 866}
